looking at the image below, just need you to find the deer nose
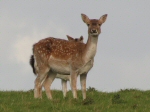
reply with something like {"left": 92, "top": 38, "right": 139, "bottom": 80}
{"left": 91, "top": 29, "right": 97, "bottom": 33}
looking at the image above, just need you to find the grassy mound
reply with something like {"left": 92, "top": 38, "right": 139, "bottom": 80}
{"left": 0, "top": 88, "right": 150, "bottom": 112}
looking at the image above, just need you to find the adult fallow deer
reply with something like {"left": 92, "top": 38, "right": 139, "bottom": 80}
{"left": 32, "top": 13, "right": 107, "bottom": 100}
{"left": 30, "top": 35, "right": 84, "bottom": 98}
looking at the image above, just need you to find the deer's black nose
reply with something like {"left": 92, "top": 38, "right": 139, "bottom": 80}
{"left": 91, "top": 29, "right": 97, "bottom": 33}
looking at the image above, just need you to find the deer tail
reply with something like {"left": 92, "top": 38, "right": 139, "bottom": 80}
{"left": 29, "top": 55, "right": 37, "bottom": 75}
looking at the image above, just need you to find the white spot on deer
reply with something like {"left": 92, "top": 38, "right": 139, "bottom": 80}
{"left": 76, "top": 53, "right": 78, "bottom": 57}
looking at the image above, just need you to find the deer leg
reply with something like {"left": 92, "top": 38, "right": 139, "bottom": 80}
{"left": 80, "top": 73, "right": 87, "bottom": 100}
{"left": 70, "top": 71, "right": 78, "bottom": 99}
{"left": 69, "top": 76, "right": 71, "bottom": 90}
{"left": 61, "top": 79, "right": 67, "bottom": 98}
{"left": 43, "top": 71, "right": 56, "bottom": 100}
{"left": 39, "top": 85, "right": 42, "bottom": 97}
{"left": 34, "top": 73, "right": 48, "bottom": 99}
{"left": 39, "top": 75, "right": 48, "bottom": 98}
{"left": 34, "top": 77, "right": 41, "bottom": 98}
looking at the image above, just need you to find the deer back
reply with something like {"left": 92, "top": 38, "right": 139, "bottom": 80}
{"left": 33, "top": 37, "right": 85, "bottom": 68}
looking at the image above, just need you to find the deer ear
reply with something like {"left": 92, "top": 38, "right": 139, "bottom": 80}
{"left": 99, "top": 14, "right": 107, "bottom": 24}
{"left": 66, "top": 35, "right": 74, "bottom": 41}
{"left": 80, "top": 36, "right": 83, "bottom": 41}
{"left": 81, "top": 13, "right": 90, "bottom": 24}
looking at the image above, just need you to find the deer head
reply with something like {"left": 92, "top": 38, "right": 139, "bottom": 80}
{"left": 67, "top": 35, "right": 84, "bottom": 43}
{"left": 81, "top": 14, "right": 107, "bottom": 37}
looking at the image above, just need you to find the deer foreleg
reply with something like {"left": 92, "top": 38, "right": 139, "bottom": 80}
{"left": 70, "top": 71, "right": 78, "bottom": 99}
{"left": 80, "top": 73, "right": 87, "bottom": 100}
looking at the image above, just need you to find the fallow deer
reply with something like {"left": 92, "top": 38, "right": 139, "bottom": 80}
{"left": 32, "top": 13, "right": 107, "bottom": 100}
{"left": 30, "top": 35, "right": 84, "bottom": 98}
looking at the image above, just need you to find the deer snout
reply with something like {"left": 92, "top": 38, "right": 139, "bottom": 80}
{"left": 91, "top": 29, "right": 97, "bottom": 33}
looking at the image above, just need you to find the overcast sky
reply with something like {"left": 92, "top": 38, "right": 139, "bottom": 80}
{"left": 0, "top": 1, "right": 150, "bottom": 92}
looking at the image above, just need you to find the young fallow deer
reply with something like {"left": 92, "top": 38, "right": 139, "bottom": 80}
{"left": 30, "top": 35, "right": 84, "bottom": 98}
{"left": 32, "top": 13, "right": 107, "bottom": 100}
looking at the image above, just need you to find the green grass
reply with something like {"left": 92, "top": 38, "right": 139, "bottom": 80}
{"left": 0, "top": 87, "right": 150, "bottom": 112}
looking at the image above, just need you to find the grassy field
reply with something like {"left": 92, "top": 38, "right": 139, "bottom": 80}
{"left": 0, "top": 87, "right": 150, "bottom": 112}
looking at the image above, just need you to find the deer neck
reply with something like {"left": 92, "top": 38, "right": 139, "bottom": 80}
{"left": 83, "top": 35, "right": 98, "bottom": 62}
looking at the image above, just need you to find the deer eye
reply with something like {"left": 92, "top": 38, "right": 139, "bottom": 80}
{"left": 99, "top": 24, "right": 101, "bottom": 26}
{"left": 87, "top": 24, "right": 90, "bottom": 26}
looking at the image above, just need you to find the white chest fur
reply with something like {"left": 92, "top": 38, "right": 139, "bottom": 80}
{"left": 85, "top": 43, "right": 97, "bottom": 61}
{"left": 79, "top": 59, "right": 94, "bottom": 75}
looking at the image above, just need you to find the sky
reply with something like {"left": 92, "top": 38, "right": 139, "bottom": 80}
{"left": 0, "top": 1, "right": 150, "bottom": 92}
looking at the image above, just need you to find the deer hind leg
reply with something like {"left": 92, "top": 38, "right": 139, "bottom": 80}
{"left": 43, "top": 71, "right": 56, "bottom": 100}
{"left": 34, "top": 73, "right": 48, "bottom": 99}
{"left": 34, "top": 66, "right": 49, "bottom": 99}
{"left": 39, "top": 75, "right": 49, "bottom": 98}
{"left": 39, "top": 85, "right": 42, "bottom": 98}
{"left": 70, "top": 71, "right": 78, "bottom": 99}
{"left": 61, "top": 79, "right": 67, "bottom": 98}
{"left": 80, "top": 73, "right": 87, "bottom": 100}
